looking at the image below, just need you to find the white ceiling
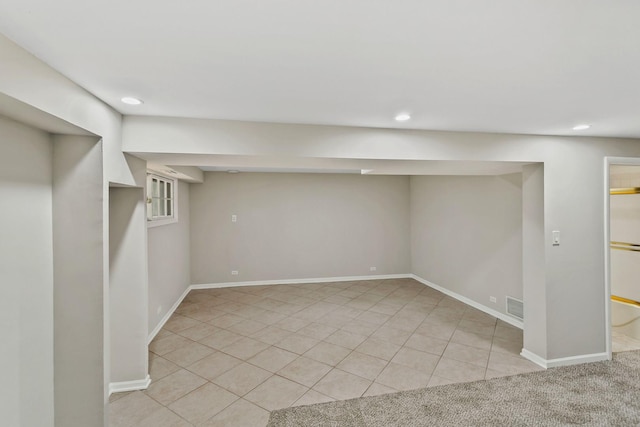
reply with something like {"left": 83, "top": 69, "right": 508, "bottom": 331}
{"left": 1, "top": 1, "right": 640, "bottom": 139}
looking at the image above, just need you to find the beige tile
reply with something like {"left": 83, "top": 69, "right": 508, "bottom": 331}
{"left": 199, "top": 398, "right": 270, "bottom": 427}
{"left": 153, "top": 329, "right": 175, "bottom": 341}
{"left": 137, "top": 407, "right": 192, "bottom": 427}
{"left": 427, "top": 375, "right": 458, "bottom": 388}
{"left": 414, "top": 322, "right": 457, "bottom": 341}
{"left": 391, "top": 347, "right": 439, "bottom": 374}
{"left": 457, "top": 319, "right": 496, "bottom": 337}
{"left": 494, "top": 325, "right": 523, "bottom": 341}
{"left": 375, "top": 362, "right": 431, "bottom": 391}
{"left": 274, "top": 316, "right": 311, "bottom": 332}
{"left": 297, "top": 322, "right": 338, "bottom": 340}
{"left": 363, "top": 382, "right": 398, "bottom": 397}
{"left": 245, "top": 375, "right": 309, "bottom": 411}
{"left": 404, "top": 332, "right": 449, "bottom": 356}
{"left": 212, "top": 362, "right": 271, "bottom": 396}
{"left": 304, "top": 341, "right": 351, "bottom": 366}
{"left": 385, "top": 314, "right": 424, "bottom": 332}
{"left": 145, "top": 369, "right": 207, "bottom": 406}
{"left": 221, "top": 337, "right": 270, "bottom": 360}
{"left": 369, "top": 303, "right": 402, "bottom": 316}
{"left": 149, "top": 334, "right": 192, "bottom": 356}
{"left": 249, "top": 310, "right": 287, "bottom": 325}
{"left": 275, "top": 333, "right": 320, "bottom": 354}
{"left": 442, "top": 341, "right": 490, "bottom": 367}
{"left": 177, "top": 323, "right": 220, "bottom": 341}
{"left": 292, "top": 389, "right": 335, "bottom": 407}
{"left": 325, "top": 329, "right": 367, "bottom": 350}
{"left": 485, "top": 368, "right": 517, "bottom": 380}
{"left": 163, "top": 341, "right": 215, "bottom": 367}
{"left": 164, "top": 314, "right": 202, "bottom": 333}
{"left": 168, "top": 382, "right": 238, "bottom": 425}
{"left": 278, "top": 356, "right": 332, "bottom": 387}
{"left": 227, "top": 319, "right": 267, "bottom": 336}
{"left": 312, "top": 369, "right": 372, "bottom": 400}
{"left": 450, "top": 329, "right": 492, "bottom": 351}
{"left": 355, "top": 337, "right": 401, "bottom": 361}
{"left": 187, "top": 351, "right": 243, "bottom": 381}
{"left": 251, "top": 325, "right": 292, "bottom": 345}
{"left": 207, "top": 313, "right": 245, "bottom": 329}
{"left": 149, "top": 355, "right": 181, "bottom": 381}
{"left": 337, "top": 351, "right": 387, "bottom": 380}
{"left": 248, "top": 346, "right": 298, "bottom": 372}
{"left": 109, "top": 390, "right": 132, "bottom": 403}
{"left": 357, "top": 310, "right": 391, "bottom": 326}
{"left": 371, "top": 325, "right": 412, "bottom": 346}
{"left": 323, "top": 294, "right": 352, "bottom": 305}
{"left": 109, "top": 391, "right": 163, "bottom": 427}
{"left": 432, "top": 357, "right": 486, "bottom": 383}
{"left": 341, "top": 319, "right": 379, "bottom": 336}
{"left": 462, "top": 309, "right": 498, "bottom": 326}
{"left": 317, "top": 312, "right": 356, "bottom": 328}
{"left": 199, "top": 329, "right": 244, "bottom": 350}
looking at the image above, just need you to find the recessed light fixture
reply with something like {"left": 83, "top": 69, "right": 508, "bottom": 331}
{"left": 227, "top": 170, "right": 240, "bottom": 174}
{"left": 572, "top": 124, "right": 591, "bottom": 131}
{"left": 121, "top": 96, "right": 143, "bottom": 105}
{"left": 395, "top": 113, "right": 411, "bottom": 122}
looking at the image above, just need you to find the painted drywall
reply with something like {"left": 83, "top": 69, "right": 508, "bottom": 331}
{"left": 53, "top": 135, "right": 104, "bottom": 427}
{"left": 109, "top": 184, "right": 148, "bottom": 384}
{"left": 125, "top": 116, "right": 640, "bottom": 362}
{"left": 0, "top": 117, "right": 54, "bottom": 427}
{"left": 190, "top": 172, "right": 410, "bottom": 284}
{"left": 148, "top": 180, "right": 192, "bottom": 333}
{"left": 522, "top": 164, "right": 547, "bottom": 359}
{"left": 410, "top": 174, "right": 523, "bottom": 316}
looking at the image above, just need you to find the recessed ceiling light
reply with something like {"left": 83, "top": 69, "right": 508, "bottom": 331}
{"left": 572, "top": 124, "right": 591, "bottom": 131}
{"left": 227, "top": 170, "right": 240, "bottom": 174}
{"left": 121, "top": 96, "right": 143, "bottom": 105}
{"left": 395, "top": 113, "right": 411, "bottom": 122}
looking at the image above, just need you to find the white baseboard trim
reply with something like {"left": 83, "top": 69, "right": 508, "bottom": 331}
{"left": 521, "top": 349, "right": 609, "bottom": 369}
{"left": 410, "top": 274, "right": 524, "bottom": 330}
{"left": 109, "top": 375, "right": 151, "bottom": 396}
{"left": 191, "top": 273, "right": 412, "bottom": 290}
{"left": 147, "top": 285, "right": 192, "bottom": 344}
{"left": 520, "top": 349, "right": 548, "bottom": 369}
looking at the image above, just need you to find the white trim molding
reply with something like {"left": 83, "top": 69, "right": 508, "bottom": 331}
{"left": 411, "top": 274, "right": 524, "bottom": 329}
{"left": 147, "top": 286, "right": 191, "bottom": 344}
{"left": 109, "top": 375, "right": 151, "bottom": 396}
{"left": 191, "top": 273, "right": 412, "bottom": 290}
{"left": 521, "top": 349, "right": 609, "bottom": 369}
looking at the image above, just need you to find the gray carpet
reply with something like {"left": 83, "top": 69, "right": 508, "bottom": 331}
{"left": 267, "top": 351, "right": 640, "bottom": 426}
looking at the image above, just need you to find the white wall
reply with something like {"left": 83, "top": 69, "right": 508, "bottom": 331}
{"left": 148, "top": 180, "right": 192, "bottom": 334}
{"left": 109, "top": 182, "right": 148, "bottom": 384}
{"left": 52, "top": 135, "right": 104, "bottom": 427}
{"left": 125, "top": 116, "right": 640, "bottom": 363}
{"left": 410, "top": 174, "right": 523, "bottom": 315}
{"left": 0, "top": 116, "right": 54, "bottom": 427}
{"left": 190, "top": 172, "right": 410, "bottom": 284}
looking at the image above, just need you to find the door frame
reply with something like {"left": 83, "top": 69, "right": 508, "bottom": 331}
{"left": 604, "top": 156, "right": 640, "bottom": 360}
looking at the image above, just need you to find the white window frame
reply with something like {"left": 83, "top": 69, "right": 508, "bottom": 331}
{"left": 146, "top": 172, "right": 178, "bottom": 227}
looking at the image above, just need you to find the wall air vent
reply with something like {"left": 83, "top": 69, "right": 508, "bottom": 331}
{"left": 506, "top": 296, "right": 524, "bottom": 321}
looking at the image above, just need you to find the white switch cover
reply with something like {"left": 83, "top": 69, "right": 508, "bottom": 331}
{"left": 552, "top": 231, "right": 560, "bottom": 246}
{"left": 231, "top": 270, "right": 238, "bottom": 275}
{"left": 232, "top": 214, "right": 237, "bottom": 223}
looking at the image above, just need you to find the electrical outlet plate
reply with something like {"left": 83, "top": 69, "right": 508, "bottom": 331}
{"left": 489, "top": 296, "right": 497, "bottom": 303}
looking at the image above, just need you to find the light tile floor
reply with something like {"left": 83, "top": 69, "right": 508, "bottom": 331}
{"left": 110, "top": 278, "right": 543, "bottom": 426}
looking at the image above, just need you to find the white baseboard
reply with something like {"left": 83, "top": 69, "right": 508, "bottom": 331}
{"left": 521, "top": 349, "right": 609, "bottom": 369}
{"left": 191, "top": 273, "right": 412, "bottom": 290}
{"left": 109, "top": 375, "right": 151, "bottom": 396}
{"left": 520, "top": 349, "right": 548, "bottom": 368}
{"left": 410, "top": 274, "right": 524, "bottom": 330}
{"left": 147, "top": 285, "right": 192, "bottom": 344}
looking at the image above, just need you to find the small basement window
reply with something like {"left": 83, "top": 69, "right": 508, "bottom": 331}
{"left": 147, "top": 173, "right": 178, "bottom": 226}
